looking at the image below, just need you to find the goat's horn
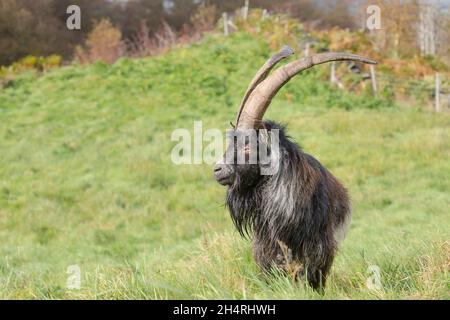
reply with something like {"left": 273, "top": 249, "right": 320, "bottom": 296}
{"left": 236, "top": 51, "right": 377, "bottom": 129}
{"left": 235, "top": 45, "right": 294, "bottom": 126}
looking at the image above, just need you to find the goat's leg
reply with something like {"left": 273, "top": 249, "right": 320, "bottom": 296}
{"left": 305, "top": 248, "right": 335, "bottom": 292}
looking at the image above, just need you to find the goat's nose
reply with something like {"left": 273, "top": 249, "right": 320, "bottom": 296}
{"left": 214, "top": 162, "right": 231, "bottom": 185}
{"left": 214, "top": 164, "right": 223, "bottom": 173}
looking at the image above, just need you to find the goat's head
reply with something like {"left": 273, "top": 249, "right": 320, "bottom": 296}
{"left": 214, "top": 46, "right": 377, "bottom": 188}
{"left": 214, "top": 126, "right": 268, "bottom": 188}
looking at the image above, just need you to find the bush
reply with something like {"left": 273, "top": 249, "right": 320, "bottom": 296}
{"left": 0, "top": 54, "right": 62, "bottom": 87}
{"left": 233, "top": 9, "right": 304, "bottom": 51}
{"left": 7, "top": 55, "right": 62, "bottom": 72}
{"left": 75, "top": 19, "right": 125, "bottom": 64}
{"left": 190, "top": 4, "right": 217, "bottom": 33}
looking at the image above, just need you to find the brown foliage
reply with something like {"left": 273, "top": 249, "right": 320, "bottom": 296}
{"left": 190, "top": 4, "right": 218, "bottom": 33}
{"left": 126, "top": 4, "right": 218, "bottom": 58}
{"left": 127, "top": 21, "right": 178, "bottom": 58}
{"left": 75, "top": 19, "right": 124, "bottom": 64}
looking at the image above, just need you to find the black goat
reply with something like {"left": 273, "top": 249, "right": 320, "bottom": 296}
{"left": 213, "top": 46, "right": 376, "bottom": 290}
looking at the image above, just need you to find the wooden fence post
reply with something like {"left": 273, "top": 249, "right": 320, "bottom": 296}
{"left": 435, "top": 73, "right": 440, "bottom": 112}
{"left": 330, "top": 62, "right": 344, "bottom": 90}
{"left": 330, "top": 62, "right": 336, "bottom": 83}
{"left": 370, "top": 65, "right": 378, "bottom": 96}
{"left": 243, "top": 0, "right": 249, "bottom": 20}
{"left": 304, "top": 42, "right": 310, "bottom": 57}
{"left": 223, "top": 12, "right": 229, "bottom": 36}
{"left": 262, "top": 9, "right": 268, "bottom": 20}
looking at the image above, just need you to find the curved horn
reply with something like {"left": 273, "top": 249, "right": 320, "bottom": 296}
{"left": 236, "top": 51, "right": 377, "bottom": 129}
{"left": 235, "top": 45, "right": 294, "bottom": 126}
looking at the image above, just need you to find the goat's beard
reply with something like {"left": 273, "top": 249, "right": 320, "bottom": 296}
{"left": 226, "top": 177, "right": 261, "bottom": 238}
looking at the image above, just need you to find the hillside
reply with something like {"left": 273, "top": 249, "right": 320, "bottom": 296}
{"left": 0, "top": 33, "right": 448, "bottom": 299}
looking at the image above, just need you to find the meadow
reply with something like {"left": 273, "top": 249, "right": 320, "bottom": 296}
{"left": 0, "top": 33, "right": 448, "bottom": 299}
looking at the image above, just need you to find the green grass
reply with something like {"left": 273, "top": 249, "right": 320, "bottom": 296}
{"left": 0, "top": 33, "right": 449, "bottom": 299}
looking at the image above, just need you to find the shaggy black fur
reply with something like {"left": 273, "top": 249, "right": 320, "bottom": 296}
{"left": 221, "top": 121, "right": 351, "bottom": 290}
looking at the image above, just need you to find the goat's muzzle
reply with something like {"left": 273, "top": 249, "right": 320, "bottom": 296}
{"left": 214, "top": 160, "right": 234, "bottom": 186}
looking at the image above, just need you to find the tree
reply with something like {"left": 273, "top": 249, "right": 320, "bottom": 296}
{"left": 0, "top": 0, "right": 71, "bottom": 65}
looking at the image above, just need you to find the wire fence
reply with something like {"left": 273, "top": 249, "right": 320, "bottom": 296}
{"left": 376, "top": 71, "right": 449, "bottom": 111}
{"left": 331, "top": 63, "right": 449, "bottom": 111}
{"left": 221, "top": 5, "right": 450, "bottom": 112}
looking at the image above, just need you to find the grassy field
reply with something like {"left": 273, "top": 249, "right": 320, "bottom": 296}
{"left": 0, "top": 33, "right": 448, "bottom": 299}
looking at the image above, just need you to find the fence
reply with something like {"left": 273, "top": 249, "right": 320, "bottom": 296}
{"left": 221, "top": 2, "right": 449, "bottom": 112}
{"left": 328, "top": 61, "right": 449, "bottom": 111}
{"left": 371, "top": 69, "right": 448, "bottom": 111}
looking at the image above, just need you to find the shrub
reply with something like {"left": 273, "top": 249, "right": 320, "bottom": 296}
{"left": 41, "top": 55, "right": 62, "bottom": 71}
{"left": 0, "top": 54, "right": 62, "bottom": 87}
{"left": 233, "top": 9, "right": 304, "bottom": 51}
{"left": 75, "top": 19, "right": 125, "bottom": 64}
{"left": 127, "top": 20, "right": 178, "bottom": 58}
{"left": 190, "top": 4, "right": 217, "bottom": 33}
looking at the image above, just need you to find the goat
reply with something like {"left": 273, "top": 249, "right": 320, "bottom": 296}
{"left": 213, "top": 46, "right": 376, "bottom": 290}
